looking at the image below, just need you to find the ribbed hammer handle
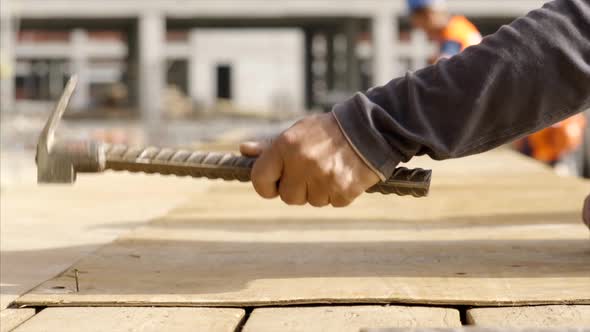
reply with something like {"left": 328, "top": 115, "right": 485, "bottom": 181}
{"left": 104, "top": 145, "right": 431, "bottom": 197}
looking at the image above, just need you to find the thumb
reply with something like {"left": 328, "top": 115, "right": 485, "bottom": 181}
{"left": 239, "top": 140, "right": 271, "bottom": 157}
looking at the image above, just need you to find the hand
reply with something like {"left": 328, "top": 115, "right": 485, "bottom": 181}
{"left": 240, "top": 112, "right": 380, "bottom": 207}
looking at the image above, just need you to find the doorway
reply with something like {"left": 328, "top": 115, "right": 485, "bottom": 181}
{"left": 216, "top": 64, "right": 232, "bottom": 100}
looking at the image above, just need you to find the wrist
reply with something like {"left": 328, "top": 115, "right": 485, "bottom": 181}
{"left": 331, "top": 93, "right": 403, "bottom": 179}
{"left": 330, "top": 111, "right": 387, "bottom": 182}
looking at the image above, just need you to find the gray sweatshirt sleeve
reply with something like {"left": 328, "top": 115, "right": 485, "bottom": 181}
{"left": 333, "top": 0, "right": 590, "bottom": 179}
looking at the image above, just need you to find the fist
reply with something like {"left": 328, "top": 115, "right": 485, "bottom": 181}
{"left": 240, "top": 112, "right": 380, "bottom": 207}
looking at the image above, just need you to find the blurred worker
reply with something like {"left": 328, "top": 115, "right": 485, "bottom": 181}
{"left": 514, "top": 114, "right": 587, "bottom": 175}
{"left": 239, "top": 0, "right": 590, "bottom": 229}
{"left": 407, "top": 0, "right": 481, "bottom": 61}
{"left": 408, "top": 0, "right": 587, "bottom": 175}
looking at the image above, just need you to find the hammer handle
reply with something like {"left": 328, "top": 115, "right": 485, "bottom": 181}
{"left": 103, "top": 145, "right": 431, "bottom": 197}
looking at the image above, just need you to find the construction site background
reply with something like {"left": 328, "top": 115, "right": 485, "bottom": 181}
{"left": 1, "top": 0, "right": 589, "bottom": 187}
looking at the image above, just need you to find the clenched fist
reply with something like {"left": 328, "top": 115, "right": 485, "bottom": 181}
{"left": 240, "top": 112, "right": 380, "bottom": 207}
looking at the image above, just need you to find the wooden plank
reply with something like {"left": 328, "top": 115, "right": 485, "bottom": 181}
{"left": 0, "top": 309, "right": 36, "bottom": 332}
{"left": 1, "top": 172, "right": 209, "bottom": 310}
{"left": 242, "top": 306, "right": 461, "bottom": 332}
{"left": 14, "top": 150, "right": 590, "bottom": 307}
{"left": 12, "top": 307, "right": 244, "bottom": 332}
{"left": 467, "top": 305, "right": 590, "bottom": 327}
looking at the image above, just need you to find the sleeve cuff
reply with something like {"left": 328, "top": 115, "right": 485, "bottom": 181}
{"left": 332, "top": 93, "right": 403, "bottom": 180}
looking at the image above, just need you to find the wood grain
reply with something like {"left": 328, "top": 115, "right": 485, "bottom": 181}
{"left": 12, "top": 307, "right": 244, "bottom": 332}
{"left": 467, "top": 305, "right": 590, "bottom": 327}
{"left": 14, "top": 150, "right": 590, "bottom": 307}
{"left": 1, "top": 172, "right": 209, "bottom": 309}
{"left": 0, "top": 309, "right": 35, "bottom": 332}
{"left": 243, "top": 306, "right": 461, "bottom": 332}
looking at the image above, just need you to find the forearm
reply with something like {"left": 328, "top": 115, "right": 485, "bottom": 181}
{"left": 334, "top": 0, "right": 590, "bottom": 178}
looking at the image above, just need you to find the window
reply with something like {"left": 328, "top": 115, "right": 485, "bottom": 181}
{"left": 216, "top": 64, "right": 232, "bottom": 100}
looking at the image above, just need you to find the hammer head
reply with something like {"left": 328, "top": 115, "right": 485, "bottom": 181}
{"left": 36, "top": 76, "right": 106, "bottom": 184}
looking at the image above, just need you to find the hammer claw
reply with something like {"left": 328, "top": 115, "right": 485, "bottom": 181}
{"left": 40, "top": 75, "right": 78, "bottom": 152}
{"left": 37, "top": 75, "right": 106, "bottom": 184}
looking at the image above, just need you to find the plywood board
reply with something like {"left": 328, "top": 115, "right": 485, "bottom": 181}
{"left": 467, "top": 305, "right": 590, "bottom": 327}
{"left": 242, "top": 306, "right": 461, "bottom": 332}
{"left": 1, "top": 172, "right": 209, "bottom": 310}
{"left": 12, "top": 307, "right": 244, "bottom": 332}
{"left": 0, "top": 309, "right": 35, "bottom": 332}
{"left": 15, "top": 150, "right": 590, "bottom": 307}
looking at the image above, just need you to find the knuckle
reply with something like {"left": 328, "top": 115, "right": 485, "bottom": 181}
{"left": 261, "top": 191, "right": 278, "bottom": 200}
{"left": 278, "top": 130, "right": 298, "bottom": 147}
{"left": 280, "top": 194, "right": 292, "bottom": 204}
{"left": 299, "top": 150, "right": 315, "bottom": 164}
{"left": 331, "top": 197, "right": 352, "bottom": 208}
{"left": 332, "top": 176, "right": 363, "bottom": 199}
{"left": 316, "top": 165, "right": 331, "bottom": 178}
{"left": 251, "top": 177, "right": 273, "bottom": 200}
{"left": 279, "top": 189, "right": 306, "bottom": 206}
{"left": 253, "top": 183, "right": 277, "bottom": 199}
{"left": 309, "top": 198, "right": 328, "bottom": 208}
{"left": 326, "top": 169, "right": 340, "bottom": 183}
{"left": 329, "top": 183, "right": 360, "bottom": 207}
{"left": 332, "top": 178, "right": 349, "bottom": 195}
{"left": 281, "top": 195, "right": 305, "bottom": 206}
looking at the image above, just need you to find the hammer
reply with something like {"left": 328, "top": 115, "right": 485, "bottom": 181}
{"left": 36, "top": 76, "right": 432, "bottom": 197}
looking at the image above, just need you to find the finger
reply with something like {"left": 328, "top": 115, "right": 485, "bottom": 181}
{"left": 307, "top": 181, "right": 330, "bottom": 208}
{"left": 278, "top": 179, "right": 307, "bottom": 205}
{"left": 239, "top": 140, "right": 270, "bottom": 157}
{"left": 330, "top": 193, "right": 352, "bottom": 208}
{"left": 251, "top": 143, "right": 283, "bottom": 199}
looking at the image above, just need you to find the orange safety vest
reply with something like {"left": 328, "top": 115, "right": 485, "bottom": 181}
{"left": 440, "top": 16, "right": 482, "bottom": 52}
{"left": 527, "top": 114, "right": 587, "bottom": 163}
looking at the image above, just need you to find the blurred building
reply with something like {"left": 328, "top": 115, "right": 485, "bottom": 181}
{"left": 189, "top": 29, "right": 304, "bottom": 115}
{"left": 0, "top": 0, "right": 545, "bottom": 122}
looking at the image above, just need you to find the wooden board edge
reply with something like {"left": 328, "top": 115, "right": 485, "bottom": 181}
{"left": 13, "top": 297, "right": 590, "bottom": 308}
